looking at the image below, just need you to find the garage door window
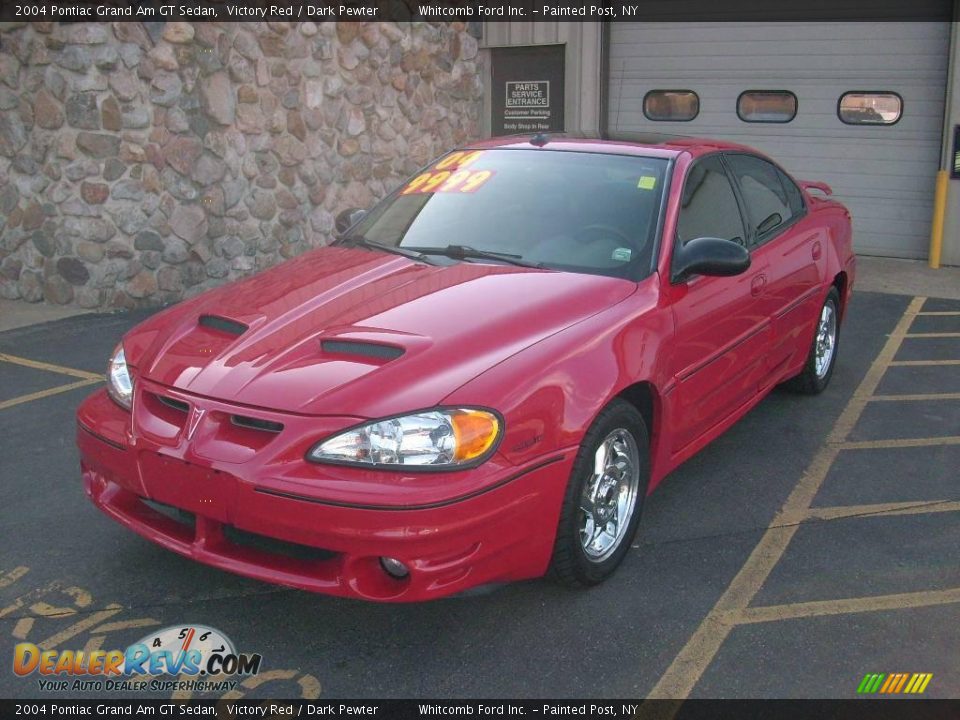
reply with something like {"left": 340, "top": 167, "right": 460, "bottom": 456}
{"left": 644, "top": 91, "right": 699, "bottom": 122}
{"left": 838, "top": 92, "right": 902, "bottom": 125}
{"left": 737, "top": 91, "right": 797, "bottom": 123}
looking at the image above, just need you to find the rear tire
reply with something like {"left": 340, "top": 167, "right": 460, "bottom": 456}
{"left": 784, "top": 287, "right": 841, "bottom": 395}
{"left": 550, "top": 399, "right": 650, "bottom": 587}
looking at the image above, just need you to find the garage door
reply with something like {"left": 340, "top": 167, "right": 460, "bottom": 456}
{"left": 607, "top": 22, "right": 949, "bottom": 259}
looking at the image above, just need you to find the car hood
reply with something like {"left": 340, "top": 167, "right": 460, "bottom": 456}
{"left": 124, "top": 246, "right": 636, "bottom": 418}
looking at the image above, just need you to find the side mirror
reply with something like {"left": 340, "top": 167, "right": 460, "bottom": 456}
{"left": 671, "top": 237, "right": 751, "bottom": 283}
{"left": 334, "top": 208, "right": 367, "bottom": 236}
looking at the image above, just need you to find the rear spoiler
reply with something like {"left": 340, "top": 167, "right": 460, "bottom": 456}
{"left": 799, "top": 180, "right": 833, "bottom": 196}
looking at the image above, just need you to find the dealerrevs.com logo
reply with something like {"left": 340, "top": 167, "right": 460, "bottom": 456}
{"left": 13, "top": 624, "right": 263, "bottom": 693}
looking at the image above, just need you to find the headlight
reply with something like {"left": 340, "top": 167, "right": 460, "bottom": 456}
{"left": 107, "top": 345, "right": 133, "bottom": 409}
{"left": 306, "top": 408, "right": 501, "bottom": 468}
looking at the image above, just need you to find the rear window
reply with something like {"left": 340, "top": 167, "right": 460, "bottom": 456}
{"left": 737, "top": 91, "right": 797, "bottom": 123}
{"left": 838, "top": 92, "right": 902, "bottom": 125}
{"left": 643, "top": 91, "right": 699, "bottom": 122}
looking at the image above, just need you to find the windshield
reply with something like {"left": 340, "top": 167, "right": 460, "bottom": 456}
{"left": 350, "top": 149, "right": 670, "bottom": 280}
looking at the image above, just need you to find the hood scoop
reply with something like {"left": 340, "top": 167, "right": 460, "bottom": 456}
{"left": 320, "top": 339, "right": 405, "bottom": 362}
{"left": 199, "top": 314, "right": 248, "bottom": 336}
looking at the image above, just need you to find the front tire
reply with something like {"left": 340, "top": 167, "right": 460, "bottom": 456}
{"left": 785, "top": 287, "right": 841, "bottom": 395}
{"left": 550, "top": 399, "right": 650, "bottom": 587}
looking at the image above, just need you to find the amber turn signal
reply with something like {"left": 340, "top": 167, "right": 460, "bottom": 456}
{"left": 450, "top": 409, "right": 500, "bottom": 462}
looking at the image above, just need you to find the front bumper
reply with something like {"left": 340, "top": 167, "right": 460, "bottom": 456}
{"left": 77, "top": 387, "right": 571, "bottom": 601}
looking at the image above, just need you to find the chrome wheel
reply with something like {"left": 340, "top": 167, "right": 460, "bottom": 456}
{"left": 579, "top": 428, "right": 641, "bottom": 562}
{"left": 814, "top": 300, "right": 837, "bottom": 379}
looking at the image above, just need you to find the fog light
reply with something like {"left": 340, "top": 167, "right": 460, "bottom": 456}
{"left": 379, "top": 557, "right": 409, "bottom": 579}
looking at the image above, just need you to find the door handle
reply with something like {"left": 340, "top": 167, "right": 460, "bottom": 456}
{"left": 750, "top": 273, "right": 767, "bottom": 296}
{"left": 812, "top": 241, "right": 822, "bottom": 260}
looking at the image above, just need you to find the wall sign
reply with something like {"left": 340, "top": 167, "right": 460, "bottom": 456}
{"left": 491, "top": 45, "right": 565, "bottom": 136}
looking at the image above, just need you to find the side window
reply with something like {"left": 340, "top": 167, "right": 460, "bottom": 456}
{"left": 776, "top": 167, "right": 805, "bottom": 216}
{"left": 676, "top": 156, "right": 745, "bottom": 247}
{"left": 725, "top": 154, "right": 794, "bottom": 242}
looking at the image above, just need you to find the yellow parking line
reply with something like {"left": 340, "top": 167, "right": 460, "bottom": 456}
{"left": 38, "top": 604, "right": 123, "bottom": 651}
{"left": 298, "top": 674, "right": 323, "bottom": 699}
{"left": 0, "top": 567, "right": 29, "bottom": 590}
{"left": 841, "top": 436, "right": 960, "bottom": 450}
{"left": 869, "top": 392, "right": 960, "bottom": 402}
{"left": 0, "top": 352, "right": 102, "bottom": 381}
{"left": 917, "top": 311, "right": 960, "bottom": 316}
{"left": 889, "top": 359, "right": 960, "bottom": 366}
{"left": 90, "top": 618, "right": 161, "bottom": 634}
{"left": 904, "top": 332, "right": 960, "bottom": 338}
{"left": 13, "top": 618, "right": 33, "bottom": 639}
{"left": 736, "top": 586, "right": 960, "bottom": 625}
{"left": 644, "top": 296, "right": 924, "bottom": 701}
{"left": 806, "top": 500, "right": 960, "bottom": 522}
{"left": 0, "top": 378, "right": 101, "bottom": 411}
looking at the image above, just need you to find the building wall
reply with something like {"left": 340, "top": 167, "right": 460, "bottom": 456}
{"left": 483, "top": 19, "right": 960, "bottom": 268}
{"left": 939, "top": 18, "right": 960, "bottom": 267}
{"left": 607, "top": 21, "right": 951, "bottom": 261}
{"left": 479, "top": 22, "right": 603, "bottom": 137}
{"left": 0, "top": 21, "right": 485, "bottom": 309}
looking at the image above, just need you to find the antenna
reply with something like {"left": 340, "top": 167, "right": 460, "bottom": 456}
{"left": 614, "top": 59, "right": 626, "bottom": 133}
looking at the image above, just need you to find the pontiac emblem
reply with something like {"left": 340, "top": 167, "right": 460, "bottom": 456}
{"left": 185, "top": 406, "right": 205, "bottom": 441}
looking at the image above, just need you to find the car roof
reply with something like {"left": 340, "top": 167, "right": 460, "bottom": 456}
{"left": 465, "top": 132, "right": 761, "bottom": 160}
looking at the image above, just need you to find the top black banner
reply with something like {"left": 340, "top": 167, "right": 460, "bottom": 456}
{"left": 0, "top": 0, "right": 954, "bottom": 23}
{"left": 2, "top": 699, "right": 960, "bottom": 719}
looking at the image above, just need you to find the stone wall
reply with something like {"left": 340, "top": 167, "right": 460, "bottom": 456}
{"left": 0, "top": 21, "right": 484, "bottom": 308}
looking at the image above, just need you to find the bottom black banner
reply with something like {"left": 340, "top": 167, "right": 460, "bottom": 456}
{"left": 2, "top": 699, "right": 960, "bottom": 720}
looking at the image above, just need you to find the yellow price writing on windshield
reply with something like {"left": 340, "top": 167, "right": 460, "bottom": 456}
{"left": 401, "top": 169, "right": 494, "bottom": 195}
{"left": 434, "top": 150, "right": 484, "bottom": 171}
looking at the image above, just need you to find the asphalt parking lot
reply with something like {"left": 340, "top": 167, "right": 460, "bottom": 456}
{"left": 1, "top": 289, "right": 958, "bottom": 700}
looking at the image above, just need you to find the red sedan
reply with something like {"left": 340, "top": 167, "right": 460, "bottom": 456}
{"left": 77, "top": 135, "right": 855, "bottom": 601}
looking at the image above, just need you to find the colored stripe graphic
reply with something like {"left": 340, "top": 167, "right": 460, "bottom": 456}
{"left": 858, "top": 672, "right": 932, "bottom": 694}
{"left": 857, "top": 673, "right": 885, "bottom": 694}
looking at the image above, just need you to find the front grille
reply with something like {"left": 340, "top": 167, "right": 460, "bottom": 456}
{"left": 231, "top": 415, "right": 284, "bottom": 433}
{"left": 141, "top": 498, "right": 336, "bottom": 562}
{"left": 142, "top": 498, "right": 195, "bottom": 527}
{"left": 223, "top": 525, "right": 338, "bottom": 562}
{"left": 155, "top": 395, "right": 189, "bottom": 413}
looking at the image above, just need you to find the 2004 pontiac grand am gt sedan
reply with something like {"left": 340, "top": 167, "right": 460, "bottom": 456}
{"left": 77, "top": 134, "right": 855, "bottom": 601}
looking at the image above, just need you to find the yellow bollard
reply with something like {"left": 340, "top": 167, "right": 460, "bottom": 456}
{"left": 928, "top": 170, "right": 948, "bottom": 269}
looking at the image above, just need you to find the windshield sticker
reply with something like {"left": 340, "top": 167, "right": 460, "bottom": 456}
{"left": 434, "top": 150, "right": 484, "bottom": 171}
{"left": 401, "top": 169, "right": 494, "bottom": 195}
{"left": 637, "top": 176, "right": 657, "bottom": 190}
{"left": 612, "top": 248, "right": 632, "bottom": 262}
